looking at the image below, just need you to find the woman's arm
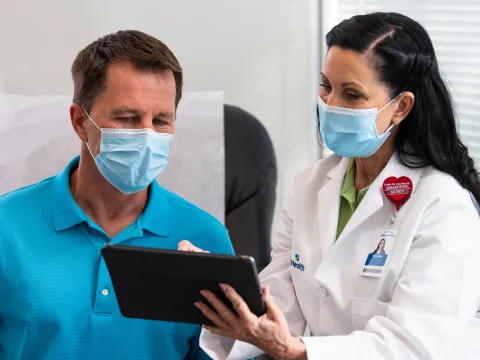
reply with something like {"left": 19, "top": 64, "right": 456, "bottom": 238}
{"left": 200, "top": 191, "right": 307, "bottom": 360}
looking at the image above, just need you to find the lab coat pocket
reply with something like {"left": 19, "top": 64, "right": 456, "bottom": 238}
{"left": 350, "top": 297, "right": 389, "bottom": 330}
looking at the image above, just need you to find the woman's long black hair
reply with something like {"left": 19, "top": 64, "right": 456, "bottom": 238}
{"left": 372, "top": 239, "right": 386, "bottom": 255}
{"left": 326, "top": 12, "right": 480, "bottom": 203}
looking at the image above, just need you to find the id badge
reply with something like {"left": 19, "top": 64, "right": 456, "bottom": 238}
{"left": 360, "top": 229, "right": 397, "bottom": 278}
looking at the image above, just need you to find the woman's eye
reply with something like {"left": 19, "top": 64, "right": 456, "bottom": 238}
{"left": 320, "top": 83, "right": 332, "bottom": 91}
{"left": 346, "top": 92, "right": 362, "bottom": 100}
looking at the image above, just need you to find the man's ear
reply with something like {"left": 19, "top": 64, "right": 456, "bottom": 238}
{"left": 392, "top": 91, "right": 415, "bottom": 125}
{"left": 70, "top": 104, "right": 88, "bottom": 142}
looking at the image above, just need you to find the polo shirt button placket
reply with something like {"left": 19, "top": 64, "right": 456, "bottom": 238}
{"left": 93, "top": 257, "right": 114, "bottom": 315}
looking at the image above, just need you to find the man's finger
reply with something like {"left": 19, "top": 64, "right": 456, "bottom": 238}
{"left": 177, "top": 240, "right": 193, "bottom": 251}
{"left": 177, "top": 240, "right": 209, "bottom": 253}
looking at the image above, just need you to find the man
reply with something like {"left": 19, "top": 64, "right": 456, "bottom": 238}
{"left": 0, "top": 30, "right": 233, "bottom": 359}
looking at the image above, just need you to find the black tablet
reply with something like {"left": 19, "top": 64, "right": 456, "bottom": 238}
{"left": 101, "top": 244, "right": 265, "bottom": 326}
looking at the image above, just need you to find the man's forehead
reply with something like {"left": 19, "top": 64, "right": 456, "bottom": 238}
{"left": 102, "top": 61, "right": 176, "bottom": 101}
{"left": 93, "top": 62, "right": 176, "bottom": 115}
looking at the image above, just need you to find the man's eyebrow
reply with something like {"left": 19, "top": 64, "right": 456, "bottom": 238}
{"left": 110, "top": 107, "right": 141, "bottom": 116}
{"left": 154, "top": 111, "right": 175, "bottom": 118}
{"left": 109, "top": 107, "right": 175, "bottom": 119}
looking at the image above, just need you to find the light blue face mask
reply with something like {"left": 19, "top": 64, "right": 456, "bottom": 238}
{"left": 318, "top": 94, "right": 401, "bottom": 158}
{"left": 84, "top": 110, "right": 173, "bottom": 194}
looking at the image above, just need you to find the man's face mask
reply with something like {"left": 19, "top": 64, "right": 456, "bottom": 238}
{"left": 83, "top": 109, "right": 173, "bottom": 194}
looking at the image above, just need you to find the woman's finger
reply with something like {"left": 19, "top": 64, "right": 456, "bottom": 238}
{"left": 220, "top": 283, "right": 257, "bottom": 324}
{"left": 203, "top": 325, "right": 232, "bottom": 338}
{"left": 194, "top": 302, "right": 230, "bottom": 329}
{"left": 262, "top": 285, "right": 282, "bottom": 323}
{"left": 200, "top": 290, "right": 238, "bottom": 326}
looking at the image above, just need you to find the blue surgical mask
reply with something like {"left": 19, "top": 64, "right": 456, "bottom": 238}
{"left": 83, "top": 110, "right": 173, "bottom": 194}
{"left": 318, "top": 94, "right": 401, "bottom": 158}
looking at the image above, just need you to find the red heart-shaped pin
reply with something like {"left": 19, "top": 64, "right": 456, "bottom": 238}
{"left": 383, "top": 176, "right": 413, "bottom": 210}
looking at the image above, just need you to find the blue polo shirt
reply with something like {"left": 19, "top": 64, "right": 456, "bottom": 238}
{"left": 0, "top": 157, "right": 234, "bottom": 360}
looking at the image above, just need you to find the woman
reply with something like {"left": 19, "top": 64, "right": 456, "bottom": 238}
{"left": 188, "top": 12, "right": 480, "bottom": 360}
{"left": 364, "top": 238, "right": 388, "bottom": 267}
{"left": 373, "top": 239, "right": 386, "bottom": 255}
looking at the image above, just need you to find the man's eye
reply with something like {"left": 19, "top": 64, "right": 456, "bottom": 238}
{"left": 117, "top": 117, "right": 136, "bottom": 122}
{"left": 153, "top": 119, "right": 169, "bottom": 126}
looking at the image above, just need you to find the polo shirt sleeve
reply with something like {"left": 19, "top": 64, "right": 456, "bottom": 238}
{"left": 0, "top": 225, "right": 4, "bottom": 357}
{"left": 207, "top": 222, "right": 234, "bottom": 256}
{"left": 223, "top": 235, "right": 235, "bottom": 255}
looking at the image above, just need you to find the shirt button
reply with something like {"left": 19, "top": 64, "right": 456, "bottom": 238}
{"left": 319, "top": 287, "right": 329, "bottom": 297}
{"left": 102, "top": 289, "right": 109, "bottom": 296}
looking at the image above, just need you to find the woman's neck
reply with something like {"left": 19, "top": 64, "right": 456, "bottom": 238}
{"left": 354, "top": 139, "right": 395, "bottom": 191}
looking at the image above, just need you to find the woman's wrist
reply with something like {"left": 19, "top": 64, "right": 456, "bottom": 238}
{"left": 281, "top": 337, "right": 307, "bottom": 360}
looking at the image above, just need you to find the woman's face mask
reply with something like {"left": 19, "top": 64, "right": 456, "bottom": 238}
{"left": 317, "top": 93, "right": 402, "bottom": 158}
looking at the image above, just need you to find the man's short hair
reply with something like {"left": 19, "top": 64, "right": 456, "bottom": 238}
{"left": 72, "top": 30, "right": 183, "bottom": 111}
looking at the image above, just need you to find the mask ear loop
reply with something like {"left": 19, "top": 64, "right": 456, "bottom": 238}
{"left": 378, "top": 91, "right": 404, "bottom": 113}
{"left": 81, "top": 107, "right": 102, "bottom": 158}
{"left": 81, "top": 107, "right": 102, "bottom": 131}
{"left": 378, "top": 92, "right": 404, "bottom": 134}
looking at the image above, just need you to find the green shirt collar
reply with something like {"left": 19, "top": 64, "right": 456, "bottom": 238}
{"left": 336, "top": 159, "right": 369, "bottom": 239}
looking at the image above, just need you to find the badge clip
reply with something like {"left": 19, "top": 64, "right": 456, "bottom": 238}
{"left": 382, "top": 176, "right": 413, "bottom": 224}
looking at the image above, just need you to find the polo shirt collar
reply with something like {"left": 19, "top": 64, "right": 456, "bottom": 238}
{"left": 52, "top": 156, "right": 170, "bottom": 236}
{"left": 52, "top": 156, "right": 89, "bottom": 231}
{"left": 138, "top": 179, "right": 170, "bottom": 236}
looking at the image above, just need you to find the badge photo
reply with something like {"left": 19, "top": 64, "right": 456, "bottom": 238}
{"left": 360, "top": 229, "right": 397, "bottom": 278}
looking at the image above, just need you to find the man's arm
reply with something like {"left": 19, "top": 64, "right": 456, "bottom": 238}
{"left": 0, "top": 224, "right": 5, "bottom": 360}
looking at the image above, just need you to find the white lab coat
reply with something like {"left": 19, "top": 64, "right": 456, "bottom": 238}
{"left": 200, "top": 154, "right": 480, "bottom": 360}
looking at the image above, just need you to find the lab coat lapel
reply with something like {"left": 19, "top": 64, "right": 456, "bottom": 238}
{"left": 337, "top": 154, "right": 423, "bottom": 242}
{"left": 314, "top": 157, "right": 350, "bottom": 259}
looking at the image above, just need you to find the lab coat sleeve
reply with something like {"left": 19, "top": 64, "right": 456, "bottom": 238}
{"left": 200, "top": 191, "right": 307, "bottom": 360}
{"left": 300, "top": 194, "right": 480, "bottom": 360}
{"left": 185, "top": 336, "right": 213, "bottom": 360}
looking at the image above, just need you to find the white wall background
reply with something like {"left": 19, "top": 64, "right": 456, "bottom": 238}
{"left": 0, "top": 0, "right": 320, "bottom": 218}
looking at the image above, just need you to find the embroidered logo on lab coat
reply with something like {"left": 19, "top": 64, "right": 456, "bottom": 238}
{"left": 291, "top": 254, "right": 305, "bottom": 272}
